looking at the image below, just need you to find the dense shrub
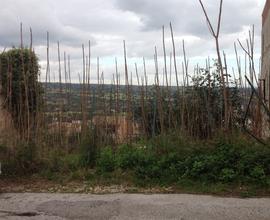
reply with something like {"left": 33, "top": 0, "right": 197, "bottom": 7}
{"left": 2, "top": 131, "right": 269, "bottom": 189}
{"left": 97, "top": 147, "right": 116, "bottom": 173}
{"left": 79, "top": 129, "right": 98, "bottom": 168}
{"left": 94, "top": 138, "right": 270, "bottom": 186}
{"left": 116, "top": 144, "right": 145, "bottom": 170}
{"left": 1, "top": 142, "right": 41, "bottom": 175}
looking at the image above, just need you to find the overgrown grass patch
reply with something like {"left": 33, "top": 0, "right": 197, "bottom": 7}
{"left": 1, "top": 133, "right": 270, "bottom": 196}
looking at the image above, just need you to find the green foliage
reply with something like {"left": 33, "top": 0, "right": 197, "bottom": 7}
{"left": 250, "top": 166, "right": 266, "bottom": 181}
{"left": 15, "top": 142, "right": 37, "bottom": 170}
{"left": 0, "top": 144, "right": 8, "bottom": 156}
{"left": 133, "top": 151, "right": 159, "bottom": 180}
{"left": 79, "top": 129, "right": 99, "bottom": 168}
{"left": 97, "top": 147, "right": 116, "bottom": 173}
{"left": 219, "top": 168, "right": 237, "bottom": 182}
{"left": 2, "top": 132, "right": 269, "bottom": 193}
{"left": 1, "top": 141, "right": 41, "bottom": 175}
{"left": 116, "top": 144, "right": 144, "bottom": 170}
{"left": 62, "top": 154, "right": 81, "bottom": 171}
{"left": 92, "top": 135, "right": 270, "bottom": 187}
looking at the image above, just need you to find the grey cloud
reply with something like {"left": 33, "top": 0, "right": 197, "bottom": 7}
{"left": 114, "top": 0, "right": 262, "bottom": 37}
{"left": 0, "top": 0, "right": 96, "bottom": 47}
{"left": 0, "top": 0, "right": 264, "bottom": 83}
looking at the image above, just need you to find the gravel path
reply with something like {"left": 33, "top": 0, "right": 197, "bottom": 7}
{"left": 0, "top": 193, "right": 270, "bottom": 219}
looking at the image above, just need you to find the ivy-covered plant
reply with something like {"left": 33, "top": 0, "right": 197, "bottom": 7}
{"left": 0, "top": 48, "right": 42, "bottom": 135}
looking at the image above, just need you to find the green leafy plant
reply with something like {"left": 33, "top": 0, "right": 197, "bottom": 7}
{"left": 97, "top": 147, "right": 116, "bottom": 173}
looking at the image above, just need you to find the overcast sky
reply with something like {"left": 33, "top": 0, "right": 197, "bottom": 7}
{"left": 0, "top": 0, "right": 266, "bottom": 84}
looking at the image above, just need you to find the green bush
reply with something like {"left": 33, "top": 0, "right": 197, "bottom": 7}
{"left": 1, "top": 142, "right": 41, "bottom": 175}
{"left": 97, "top": 147, "right": 116, "bottom": 173}
{"left": 250, "top": 166, "right": 266, "bottom": 181}
{"left": 116, "top": 144, "right": 145, "bottom": 170}
{"left": 79, "top": 130, "right": 98, "bottom": 168}
{"left": 134, "top": 152, "right": 160, "bottom": 180}
{"left": 62, "top": 154, "right": 81, "bottom": 171}
{"left": 219, "top": 168, "right": 237, "bottom": 182}
{"left": 111, "top": 139, "right": 270, "bottom": 186}
{"left": 45, "top": 150, "right": 65, "bottom": 173}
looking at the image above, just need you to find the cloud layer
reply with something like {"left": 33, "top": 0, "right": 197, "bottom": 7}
{"left": 0, "top": 0, "right": 265, "bottom": 84}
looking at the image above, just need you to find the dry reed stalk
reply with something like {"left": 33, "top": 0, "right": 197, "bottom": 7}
{"left": 170, "top": 22, "right": 183, "bottom": 129}
{"left": 129, "top": 70, "right": 134, "bottom": 137}
{"left": 234, "top": 42, "right": 243, "bottom": 88}
{"left": 169, "top": 52, "right": 172, "bottom": 87}
{"left": 237, "top": 26, "right": 260, "bottom": 133}
{"left": 57, "top": 41, "right": 63, "bottom": 144}
{"left": 96, "top": 57, "right": 100, "bottom": 114}
{"left": 198, "top": 0, "right": 229, "bottom": 131}
{"left": 87, "top": 41, "right": 91, "bottom": 122}
{"left": 20, "top": 23, "right": 30, "bottom": 141}
{"left": 237, "top": 26, "right": 258, "bottom": 87}
{"left": 64, "top": 52, "right": 70, "bottom": 110}
{"left": 162, "top": 26, "right": 174, "bottom": 130}
{"left": 182, "top": 40, "right": 191, "bottom": 132}
{"left": 154, "top": 46, "right": 164, "bottom": 134}
{"left": 112, "top": 73, "right": 117, "bottom": 135}
{"left": 143, "top": 57, "right": 148, "bottom": 100}
{"left": 123, "top": 40, "right": 132, "bottom": 142}
{"left": 223, "top": 51, "right": 233, "bottom": 129}
{"left": 169, "top": 22, "right": 179, "bottom": 90}
{"left": 81, "top": 44, "right": 88, "bottom": 138}
{"left": 182, "top": 40, "right": 189, "bottom": 87}
{"left": 135, "top": 63, "right": 147, "bottom": 136}
{"left": 114, "top": 58, "right": 120, "bottom": 142}
{"left": 142, "top": 57, "right": 149, "bottom": 134}
{"left": 45, "top": 32, "right": 50, "bottom": 87}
